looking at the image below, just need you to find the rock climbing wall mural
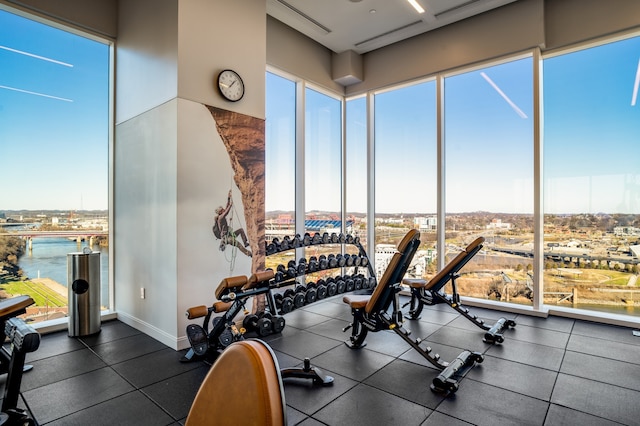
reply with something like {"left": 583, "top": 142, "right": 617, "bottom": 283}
{"left": 206, "top": 106, "right": 266, "bottom": 276}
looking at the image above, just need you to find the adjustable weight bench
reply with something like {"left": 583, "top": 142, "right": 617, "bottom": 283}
{"left": 402, "top": 237, "right": 516, "bottom": 344}
{"left": 183, "top": 270, "right": 333, "bottom": 385}
{"left": 342, "top": 230, "right": 483, "bottom": 395}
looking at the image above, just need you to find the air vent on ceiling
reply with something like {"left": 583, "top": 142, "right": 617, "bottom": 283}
{"left": 355, "top": 20, "right": 423, "bottom": 47}
{"left": 274, "top": 0, "right": 331, "bottom": 34}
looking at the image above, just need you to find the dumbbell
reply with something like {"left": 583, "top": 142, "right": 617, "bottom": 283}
{"left": 338, "top": 233, "right": 346, "bottom": 243}
{"left": 305, "top": 282, "right": 317, "bottom": 304}
{"left": 354, "top": 236, "right": 360, "bottom": 245}
{"left": 345, "top": 277, "right": 355, "bottom": 292}
{"left": 286, "top": 260, "right": 297, "bottom": 278}
{"left": 346, "top": 234, "right": 354, "bottom": 244}
{"left": 272, "top": 315, "right": 286, "bottom": 333}
{"left": 308, "top": 256, "right": 318, "bottom": 272}
{"left": 330, "top": 233, "right": 339, "bottom": 243}
{"left": 275, "top": 265, "right": 287, "bottom": 282}
{"left": 321, "top": 232, "right": 330, "bottom": 243}
{"left": 274, "top": 293, "right": 284, "bottom": 309}
{"left": 297, "top": 258, "right": 307, "bottom": 275}
{"left": 312, "top": 233, "right": 322, "bottom": 244}
{"left": 327, "top": 279, "right": 338, "bottom": 297}
{"left": 360, "top": 256, "right": 369, "bottom": 267}
{"left": 280, "top": 289, "right": 295, "bottom": 314}
{"left": 360, "top": 275, "right": 370, "bottom": 290}
{"left": 266, "top": 241, "right": 276, "bottom": 255}
{"left": 354, "top": 275, "right": 363, "bottom": 290}
{"left": 280, "top": 236, "right": 291, "bottom": 251}
{"left": 292, "top": 234, "right": 302, "bottom": 248}
{"left": 318, "top": 255, "right": 329, "bottom": 270}
{"left": 256, "top": 312, "right": 273, "bottom": 337}
{"left": 368, "top": 277, "right": 376, "bottom": 289}
{"left": 336, "top": 254, "right": 347, "bottom": 267}
{"left": 303, "top": 233, "right": 312, "bottom": 246}
{"left": 243, "top": 314, "right": 259, "bottom": 332}
{"left": 293, "top": 286, "right": 306, "bottom": 309}
{"left": 316, "top": 282, "right": 327, "bottom": 300}
{"left": 272, "top": 238, "right": 281, "bottom": 252}
{"left": 327, "top": 254, "right": 338, "bottom": 268}
{"left": 345, "top": 254, "right": 355, "bottom": 267}
{"left": 336, "top": 277, "right": 346, "bottom": 294}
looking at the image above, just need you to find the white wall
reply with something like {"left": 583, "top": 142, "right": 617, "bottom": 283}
{"left": 179, "top": 0, "right": 267, "bottom": 120}
{"left": 115, "top": 0, "right": 178, "bottom": 125}
{"left": 115, "top": 0, "right": 265, "bottom": 349}
{"left": 114, "top": 99, "right": 178, "bottom": 344}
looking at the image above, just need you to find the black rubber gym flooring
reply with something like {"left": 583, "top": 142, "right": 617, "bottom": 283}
{"left": 8, "top": 294, "right": 640, "bottom": 425}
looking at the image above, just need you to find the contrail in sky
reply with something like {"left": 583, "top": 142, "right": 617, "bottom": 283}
{"left": 480, "top": 71, "right": 528, "bottom": 119}
{"left": 0, "top": 45, "right": 73, "bottom": 67}
{"left": 0, "top": 85, "right": 73, "bottom": 102}
{"left": 631, "top": 57, "right": 640, "bottom": 106}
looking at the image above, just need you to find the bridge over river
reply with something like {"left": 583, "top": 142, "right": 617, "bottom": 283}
{"left": 0, "top": 230, "right": 108, "bottom": 248}
{"left": 489, "top": 245, "right": 639, "bottom": 267}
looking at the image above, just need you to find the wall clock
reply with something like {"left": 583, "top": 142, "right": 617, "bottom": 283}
{"left": 217, "top": 69, "right": 245, "bottom": 102}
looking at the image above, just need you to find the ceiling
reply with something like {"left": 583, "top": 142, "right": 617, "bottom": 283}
{"left": 267, "top": 0, "right": 519, "bottom": 55}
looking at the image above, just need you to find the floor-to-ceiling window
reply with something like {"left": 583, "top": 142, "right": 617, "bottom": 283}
{"left": 265, "top": 72, "right": 296, "bottom": 269}
{"left": 265, "top": 30, "right": 640, "bottom": 321}
{"left": 0, "top": 7, "right": 112, "bottom": 322}
{"left": 304, "top": 87, "right": 342, "bottom": 235}
{"left": 543, "top": 34, "right": 640, "bottom": 315}
{"left": 346, "top": 96, "right": 368, "bottom": 248}
{"left": 373, "top": 81, "right": 437, "bottom": 279}
{"left": 444, "top": 57, "right": 534, "bottom": 305}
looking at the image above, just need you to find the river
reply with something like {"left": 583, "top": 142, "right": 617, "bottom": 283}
{"left": 18, "top": 238, "right": 109, "bottom": 306}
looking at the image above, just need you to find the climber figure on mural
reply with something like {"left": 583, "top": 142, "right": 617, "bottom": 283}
{"left": 213, "top": 190, "right": 252, "bottom": 257}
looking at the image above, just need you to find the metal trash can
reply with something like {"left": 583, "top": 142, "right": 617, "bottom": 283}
{"left": 67, "top": 248, "right": 101, "bottom": 337}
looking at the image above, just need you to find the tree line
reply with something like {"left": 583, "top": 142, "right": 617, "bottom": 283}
{"left": 0, "top": 236, "right": 25, "bottom": 280}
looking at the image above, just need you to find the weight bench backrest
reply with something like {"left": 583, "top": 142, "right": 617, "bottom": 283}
{"left": 215, "top": 275, "right": 249, "bottom": 300}
{"left": 365, "top": 229, "right": 420, "bottom": 314}
{"left": 0, "top": 296, "right": 34, "bottom": 322}
{"left": 186, "top": 339, "right": 286, "bottom": 426}
{"left": 243, "top": 270, "right": 275, "bottom": 291}
{"left": 424, "top": 237, "right": 485, "bottom": 291}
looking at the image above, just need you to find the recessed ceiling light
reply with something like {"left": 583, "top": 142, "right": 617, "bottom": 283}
{"left": 370, "top": 9, "right": 376, "bottom": 14}
{"left": 407, "top": 0, "right": 425, "bottom": 14}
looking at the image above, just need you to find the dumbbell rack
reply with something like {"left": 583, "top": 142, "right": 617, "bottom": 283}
{"left": 243, "top": 232, "right": 375, "bottom": 337}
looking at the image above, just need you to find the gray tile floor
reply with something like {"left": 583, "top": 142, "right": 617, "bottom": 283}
{"left": 6, "top": 294, "right": 640, "bottom": 425}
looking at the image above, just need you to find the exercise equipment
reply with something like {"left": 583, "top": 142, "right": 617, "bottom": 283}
{"left": 342, "top": 230, "right": 483, "bottom": 395}
{"left": 185, "top": 339, "right": 287, "bottom": 426}
{"left": 402, "top": 237, "right": 516, "bottom": 344}
{"left": 1, "top": 316, "right": 40, "bottom": 425}
{"left": 0, "top": 296, "right": 35, "bottom": 375}
{"left": 183, "top": 271, "right": 333, "bottom": 385}
{"left": 182, "top": 273, "right": 269, "bottom": 361}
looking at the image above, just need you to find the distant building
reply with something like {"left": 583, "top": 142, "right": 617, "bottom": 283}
{"left": 613, "top": 226, "right": 640, "bottom": 237}
{"left": 487, "top": 218, "right": 512, "bottom": 230}
{"left": 414, "top": 216, "right": 437, "bottom": 231}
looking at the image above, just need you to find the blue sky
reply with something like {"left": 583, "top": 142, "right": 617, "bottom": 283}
{"left": 0, "top": 9, "right": 109, "bottom": 211}
{"left": 4, "top": 8, "right": 638, "bottom": 215}
{"left": 268, "top": 35, "right": 640, "bottom": 215}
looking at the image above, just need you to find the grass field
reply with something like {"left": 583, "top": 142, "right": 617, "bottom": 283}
{"left": 0, "top": 280, "right": 67, "bottom": 307}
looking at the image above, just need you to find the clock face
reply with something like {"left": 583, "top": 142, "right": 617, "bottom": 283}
{"left": 217, "top": 69, "right": 244, "bottom": 102}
